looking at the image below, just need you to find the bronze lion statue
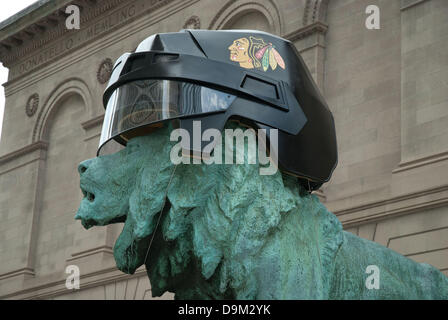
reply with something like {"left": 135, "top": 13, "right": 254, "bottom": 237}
{"left": 75, "top": 123, "right": 448, "bottom": 299}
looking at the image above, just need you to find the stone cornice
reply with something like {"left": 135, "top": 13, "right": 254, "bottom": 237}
{"left": 393, "top": 150, "right": 448, "bottom": 173}
{"left": 400, "top": 0, "right": 431, "bottom": 11}
{"left": 3, "top": 0, "right": 197, "bottom": 96}
{"left": 0, "top": 141, "right": 48, "bottom": 166}
{"left": 0, "top": 0, "right": 97, "bottom": 65}
{"left": 0, "top": 0, "right": 176, "bottom": 81}
{"left": 283, "top": 21, "right": 328, "bottom": 42}
{"left": 334, "top": 184, "right": 448, "bottom": 228}
{"left": 81, "top": 114, "right": 104, "bottom": 130}
{"left": 0, "top": 0, "right": 72, "bottom": 41}
{"left": 66, "top": 245, "right": 114, "bottom": 262}
{"left": 0, "top": 267, "right": 35, "bottom": 281}
{"left": 0, "top": 265, "right": 148, "bottom": 300}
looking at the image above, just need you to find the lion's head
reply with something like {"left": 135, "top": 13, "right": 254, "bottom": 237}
{"left": 75, "top": 122, "right": 342, "bottom": 299}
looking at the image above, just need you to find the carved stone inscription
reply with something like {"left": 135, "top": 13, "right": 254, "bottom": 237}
{"left": 11, "top": 0, "right": 173, "bottom": 80}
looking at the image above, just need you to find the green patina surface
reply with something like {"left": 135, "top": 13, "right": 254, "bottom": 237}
{"left": 76, "top": 122, "right": 448, "bottom": 299}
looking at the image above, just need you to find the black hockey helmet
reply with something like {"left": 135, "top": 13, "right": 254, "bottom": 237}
{"left": 99, "top": 29, "right": 337, "bottom": 190}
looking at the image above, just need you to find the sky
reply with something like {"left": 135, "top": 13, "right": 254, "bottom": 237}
{"left": 0, "top": 0, "right": 38, "bottom": 143}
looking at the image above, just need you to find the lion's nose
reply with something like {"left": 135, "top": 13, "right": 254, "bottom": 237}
{"left": 78, "top": 160, "right": 92, "bottom": 175}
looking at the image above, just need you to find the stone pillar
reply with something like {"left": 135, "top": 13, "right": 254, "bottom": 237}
{"left": 392, "top": 0, "right": 448, "bottom": 196}
{"left": 0, "top": 141, "right": 47, "bottom": 293}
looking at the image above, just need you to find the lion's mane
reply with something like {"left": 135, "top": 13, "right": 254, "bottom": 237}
{"left": 111, "top": 122, "right": 343, "bottom": 299}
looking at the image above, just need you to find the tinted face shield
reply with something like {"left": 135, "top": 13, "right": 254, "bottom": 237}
{"left": 98, "top": 79, "right": 236, "bottom": 155}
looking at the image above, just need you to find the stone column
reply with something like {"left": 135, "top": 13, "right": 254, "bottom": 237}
{"left": 392, "top": 0, "right": 448, "bottom": 196}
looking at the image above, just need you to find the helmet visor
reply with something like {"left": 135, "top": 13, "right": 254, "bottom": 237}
{"left": 98, "top": 79, "right": 236, "bottom": 155}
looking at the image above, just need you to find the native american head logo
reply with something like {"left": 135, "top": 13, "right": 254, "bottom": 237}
{"left": 228, "top": 36, "right": 285, "bottom": 71}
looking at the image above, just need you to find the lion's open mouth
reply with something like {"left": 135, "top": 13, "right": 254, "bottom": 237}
{"left": 76, "top": 207, "right": 127, "bottom": 229}
{"left": 76, "top": 184, "right": 127, "bottom": 229}
{"left": 80, "top": 183, "right": 97, "bottom": 202}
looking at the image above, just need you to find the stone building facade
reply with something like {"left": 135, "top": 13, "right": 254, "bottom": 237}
{"left": 0, "top": 0, "right": 447, "bottom": 299}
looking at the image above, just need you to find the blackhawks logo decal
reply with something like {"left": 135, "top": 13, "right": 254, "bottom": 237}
{"left": 228, "top": 36, "right": 285, "bottom": 71}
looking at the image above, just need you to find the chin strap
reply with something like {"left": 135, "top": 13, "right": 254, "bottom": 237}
{"left": 143, "top": 164, "right": 178, "bottom": 266}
